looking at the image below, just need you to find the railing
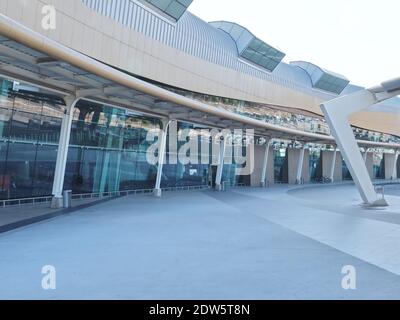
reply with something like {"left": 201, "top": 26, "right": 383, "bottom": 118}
{"left": 0, "top": 195, "right": 54, "bottom": 207}
{"left": 0, "top": 185, "right": 211, "bottom": 208}
{"left": 373, "top": 179, "right": 400, "bottom": 186}
{"left": 232, "top": 183, "right": 246, "bottom": 187}
{"left": 218, "top": 182, "right": 247, "bottom": 191}
{"left": 312, "top": 176, "right": 332, "bottom": 184}
{"left": 2, "top": 179, "right": 399, "bottom": 208}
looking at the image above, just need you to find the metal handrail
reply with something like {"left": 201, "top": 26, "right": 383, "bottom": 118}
{"left": 0, "top": 185, "right": 211, "bottom": 208}
{"left": 0, "top": 196, "right": 53, "bottom": 208}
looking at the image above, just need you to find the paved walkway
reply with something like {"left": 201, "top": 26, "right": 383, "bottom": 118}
{"left": 0, "top": 197, "right": 114, "bottom": 232}
{"left": 0, "top": 185, "right": 400, "bottom": 299}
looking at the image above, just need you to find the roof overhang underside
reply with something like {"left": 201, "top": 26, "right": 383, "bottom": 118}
{"left": 0, "top": 13, "right": 397, "bottom": 150}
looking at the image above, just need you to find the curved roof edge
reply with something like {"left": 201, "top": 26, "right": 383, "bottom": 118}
{"left": 0, "top": 13, "right": 398, "bottom": 149}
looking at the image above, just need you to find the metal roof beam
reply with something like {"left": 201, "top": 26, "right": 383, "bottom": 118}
{"left": 103, "top": 85, "right": 126, "bottom": 96}
{"left": 46, "top": 66, "right": 101, "bottom": 88}
{"left": 0, "top": 43, "right": 38, "bottom": 64}
{"left": 0, "top": 65, "right": 74, "bottom": 95}
{"left": 76, "top": 88, "right": 104, "bottom": 97}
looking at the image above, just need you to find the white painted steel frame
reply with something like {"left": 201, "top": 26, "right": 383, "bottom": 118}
{"left": 321, "top": 84, "right": 400, "bottom": 206}
{"left": 260, "top": 140, "right": 270, "bottom": 187}
{"left": 329, "top": 148, "right": 338, "bottom": 183}
{"left": 154, "top": 119, "right": 173, "bottom": 197}
{"left": 215, "top": 138, "right": 227, "bottom": 191}
{"left": 295, "top": 146, "right": 306, "bottom": 185}
{"left": 51, "top": 96, "right": 81, "bottom": 208}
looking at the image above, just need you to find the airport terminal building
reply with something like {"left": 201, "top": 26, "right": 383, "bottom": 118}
{"left": 0, "top": 0, "right": 399, "bottom": 206}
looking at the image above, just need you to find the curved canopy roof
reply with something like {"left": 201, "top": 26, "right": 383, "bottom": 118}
{"left": 0, "top": 12, "right": 398, "bottom": 149}
{"left": 210, "top": 21, "right": 285, "bottom": 72}
{"left": 291, "top": 61, "right": 350, "bottom": 95}
{"left": 142, "top": 0, "right": 193, "bottom": 21}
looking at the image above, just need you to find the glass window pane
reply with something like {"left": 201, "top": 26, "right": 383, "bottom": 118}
{"left": 32, "top": 144, "right": 58, "bottom": 197}
{"left": 0, "top": 141, "right": 8, "bottom": 200}
{"left": 6, "top": 142, "right": 37, "bottom": 199}
{"left": 0, "top": 107, "right": 12, "bottom": 140}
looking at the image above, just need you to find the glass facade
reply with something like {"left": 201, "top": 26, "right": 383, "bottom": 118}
{"left": 0, "top": 79, "right": 214, "bottom": 200}
{"left": 342, "top": 160, "right": 353, "bottom": 181}
{"left": 373, "top": 154, "right": 385, "bottom": 179}
{"left": 65, "top": 101, "right": 215, "bottom": 193}
{"left": 163, "top": 122, "right": 210, "bottom": 188}
{"left": 221, "top": 162, "right": 248, "bottom": 187}
{"left": 0, "top": 81, "right": 64, "bottom": 200}
{"left": 164, "top": 85, "right": 400, "bottom": 145}
{"left": 274, "top": 148, "right": 287, "bottom": 183}
{"left": 0, "top": 76, "right": 395, "bottom": 202}
{"left": 309, "top": 150, "right": 322, "bottom": 182}
{"left": 343, "top": 153, "right": 385, "bottom": 181}
{"left": 65, "top": 100, "right": 161, "bottom": 193}
{"left": 397, "top": 158, "right": 400, "bottom": 179}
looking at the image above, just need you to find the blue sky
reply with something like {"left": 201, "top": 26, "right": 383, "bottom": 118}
{"left": 189, "top": 0, "right": 399, "bottom": 88}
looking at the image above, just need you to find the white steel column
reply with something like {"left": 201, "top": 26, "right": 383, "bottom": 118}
{"left": 51, "top": 96, "right": 80, "bottom": 208}
{"left": 154, "top": 119, "right": 172, "bottom": 197}
{"left": 321, "top": 86, "right": 400, "bottom": 207}
{"left": 329, "top": 147, "right": 338, "bottom": 183}
{"left": 215, "top": 136, "right": 226, "bottom": 191}
{"left": 391, "top": 151, "right": 399, "bottom": 180}
{"left": 295, "top": 146, "right": 306, "bottom": 185}
{"left": 260, "top": 139, "right": 270, "bottom": 187}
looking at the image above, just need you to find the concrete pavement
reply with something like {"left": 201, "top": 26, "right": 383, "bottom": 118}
{"left": 0, "top": 185, "right": 400, "bottom": 299}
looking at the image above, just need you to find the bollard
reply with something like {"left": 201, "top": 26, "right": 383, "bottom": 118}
{"left": 63, "top": 190, "right": 72, "bottom": 208}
